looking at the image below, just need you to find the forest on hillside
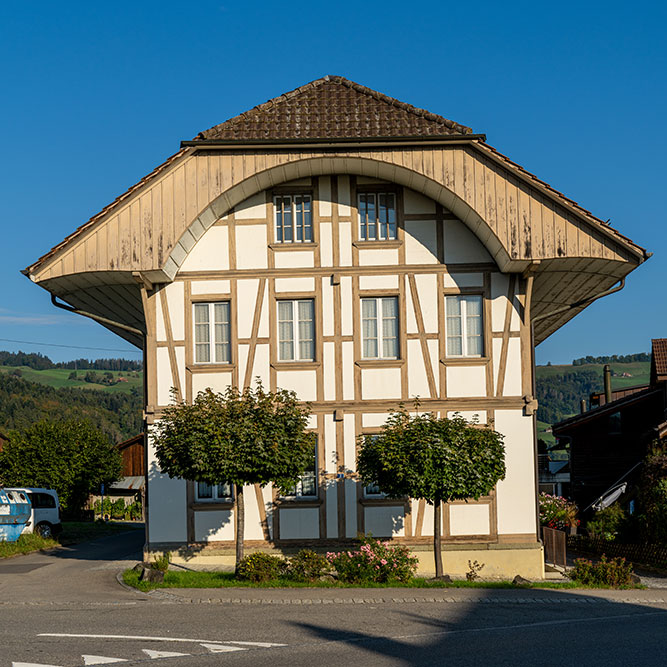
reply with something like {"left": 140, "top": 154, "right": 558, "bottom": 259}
{"left": 536, "top": 368, "right": 602, "bottom": 424}
{"left": 0, "top": 350, "right": 142, "bottom": 371}
{"left": 0, "top": 374, "right": 142, "bottom": 442}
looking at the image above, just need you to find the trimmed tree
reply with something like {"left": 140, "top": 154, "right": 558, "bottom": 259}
{"left": 357, "top": 410, "right": 506, "bottom": 578}
{"left": 152, "top": 385, "right": 315, "bottom": 567}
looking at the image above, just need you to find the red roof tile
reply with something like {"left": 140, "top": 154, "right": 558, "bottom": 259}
{"left": 196, "top": 76, "right": 472, "bottom": 141}
{"left": 652, "top": 339, "right": 667, "bottom": 376}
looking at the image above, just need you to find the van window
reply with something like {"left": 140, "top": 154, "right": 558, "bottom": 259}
{"left": 29, "top": 493, "right": 56, "bottom": 508}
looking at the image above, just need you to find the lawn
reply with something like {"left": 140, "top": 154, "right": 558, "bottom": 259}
{"left": 122, "top": 569, "right": 583, "bottom": 592}
{"left": 536, "top": 361, "right": 650, "bottom": 388}
{"left": 0, "top": 521, "right": 142, "bottom": 558}
{"left": 0, "top": 366, "right": 142, "bottom": 394}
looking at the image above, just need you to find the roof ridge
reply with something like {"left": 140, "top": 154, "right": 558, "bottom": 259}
{"left": 196, "top": 75, "right": 472, "bottom": 139}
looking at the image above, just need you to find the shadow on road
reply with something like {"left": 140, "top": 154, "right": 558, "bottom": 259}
{"left": 46, "top": 526, "right": 145, "bottom": 562}
{"left": 291, "top": 588, "right": 667, "bottom": 666}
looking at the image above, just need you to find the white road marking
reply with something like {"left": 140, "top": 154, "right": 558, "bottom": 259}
{"left": 82, "top": 657, "right": 127, "bottom": 665}
{"left": 37, "top": 632, "right": 272, "bottom": 646}
{"left": 225, "top": 641, "right": 286, "bottom": 648}
{"left": 200, "top": 644, "right": 247, "bottom": 653}
{"left": 142, "top": 650, "right": 190, "bottom": 659}
{"left": 37, "top": 633, "right": 276, "bottom": 646}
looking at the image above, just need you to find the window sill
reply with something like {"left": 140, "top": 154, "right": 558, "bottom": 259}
{"left": 187, "top": 363, "right": 236, "bottom": 373}
{"left": 359, "top": 497, "right": 408, "bottom": 506}
{"left": 440, "top": 357, "right": 489, "bottom": 366}
{"left": 355, "top": 359, "right": 404, "bottom": 369}
{"left": 275, "top": 498, "right": 323, "bottom": 508}
{"left": 191, "top": 501, "right": 234, "bottom": 511}
{"left": 271, "top": 361, "right": 321, "bottom": 370}
{"left": 269, "top": 242, "right": 318, "bottom": 251}
{"left": 352, "top": 240, "right": 402, "bottom": 249}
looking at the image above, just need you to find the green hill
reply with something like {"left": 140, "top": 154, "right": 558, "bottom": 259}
{"left": 535, "top": 359, "right": 650, "bottom": 431}
{"left": 0, "top": 373, "right": 142, "bottom": 443}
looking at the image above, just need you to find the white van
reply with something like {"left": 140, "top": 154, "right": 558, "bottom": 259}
{"left": 6, "top": 487, "right": 62, "bottom": 538}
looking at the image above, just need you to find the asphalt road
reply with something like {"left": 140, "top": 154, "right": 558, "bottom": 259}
{"left": 1, "top": 531, "right": 666, "bottom": 666}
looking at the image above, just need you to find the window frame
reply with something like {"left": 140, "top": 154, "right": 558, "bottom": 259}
{"left": 194, "top": 481, "right": 233, "bottom": 503}
{"left": 360, "top": 296, "right": 400, "bottom": 360}
{"left": 357, "top": 190, "right": 398, "bottom": 241}
{"left": 444, "top": 294, "right": 485, "bottom": 358}
{"left": 277, "top": 298, "right": 316, "bottom": 363}
{"left": 192, "top": 301, "right": 232, "bottom": 365}
{"left": 273, "top": 193, "right": 314, "bottom": 244}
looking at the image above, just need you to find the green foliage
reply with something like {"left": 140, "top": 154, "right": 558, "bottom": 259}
{"left": 153, "top": 385, "right": 315, "bottom": 492}
{"left": 0, "top": 531, "right": 58, "bottom": 557}
{"left": 151, "top": 551, "right": 171, "bottom": 572}
{"left": 326, "top": 536, "right": 418, "bottom": 583}
{"left": 0, "top": 350, "right": 142, "bottom": 372}
{"left": 536, "top": 368, "right": 601, "bottom": 423}
{"left": 636, "top": 443, "right": 667, "bottom": 545}
{"left": 0, "top": 420, "right": 122, "bottom": 512}
{"left": 572, "top": 353, "right": 650, "bottom": 366}
{"left": 93, "top": 498, "right": 142, "bottom": 520}
{"left": 586, "top": 504, "right": 627, "bottom": 540}
{"left": 539, "top": 493, "right": 579, "bottom": 530}
{"left": 357, "top": 410, "right": 505, "bottom": 504}
{"left": 287, "top": 549, "right": 329, "bottom": 582}
{"left": 569, "top": 555, "right": 634, "bottom": 587}
{"left": 0, "top": 373, "right": 142, "bottom": 442}
{"left": 236, "top": 552, "right": 287, "bottom": 582}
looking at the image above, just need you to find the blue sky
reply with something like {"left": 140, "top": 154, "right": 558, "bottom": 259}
{"left": 1, "top": 1, "right": 664, "bottom": 364}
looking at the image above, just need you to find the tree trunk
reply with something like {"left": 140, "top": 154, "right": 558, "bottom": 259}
{"left": 235, "top": 483, "right": 245, "bottom": 570}
{"left": 434, "top": 499, "right": 444, "bottom": 578}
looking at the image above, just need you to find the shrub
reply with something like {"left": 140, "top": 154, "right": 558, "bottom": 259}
{"left": 236, "top": 552, "right": 287, "bottom": 582}
{"left": 568, "top": 555, "right": 634, "bottom": 587}
{"left": 151, "top": 551, "right": 171, "bottom": 572}
{"left": 326, "top": 536, "right": 418, "bottom": 583}
{"left": 539, "top": 493, "right": 578, "bottom": 531}
{"left": 287, "top": 549, "right": 329, "bottom": 582}
{"left": 586, "top": 504, "right": 627, "bottom": 540}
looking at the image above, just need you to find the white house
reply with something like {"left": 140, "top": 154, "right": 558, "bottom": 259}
{"left": 24, "top": 76, "right": 647, "bottom": 577}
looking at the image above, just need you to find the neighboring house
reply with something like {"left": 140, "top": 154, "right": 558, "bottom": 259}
{"left": 89, "top": 433, "right": 146, "bottom": 517}
{"left": 23, "top": 76, "right": 647, "bottom": 578}
{"left": 553, "top": 339, "right": 667, "bottom": 515}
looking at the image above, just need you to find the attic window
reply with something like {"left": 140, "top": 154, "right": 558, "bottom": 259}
{"left": 358, "top": 192, "right": 396, "bottom": 241}
{"left": 274, "top": 194, "right": 312, "bottom": 243}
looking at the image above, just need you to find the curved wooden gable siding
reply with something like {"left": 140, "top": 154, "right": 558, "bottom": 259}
{"left": 32, "top": 144, "right": 639, "bottom": 284}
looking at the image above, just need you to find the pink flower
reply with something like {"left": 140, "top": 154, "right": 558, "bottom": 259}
{"left": 380, "top": 559, "right": 387, "bottom": 565}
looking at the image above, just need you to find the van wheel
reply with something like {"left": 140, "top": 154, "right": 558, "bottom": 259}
{"left": 36, "top": 522, "right": 53, "bottom": 538}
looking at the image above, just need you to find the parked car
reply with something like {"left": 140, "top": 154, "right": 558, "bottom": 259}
{"left": 5, "top": 487, "right": 62, "bottom": 538}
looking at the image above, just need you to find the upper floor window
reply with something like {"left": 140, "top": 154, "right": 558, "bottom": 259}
{"left": 278, "top": 299, "right": 315, "bottom": 361}
{"left": 358, "top": 192, "right": 397, "bottom": 241}
{"left": 196, "top": 481, "right": 232, "bottom": 502}
{"left": 445, "top": 295, "right": 483, "bottom": 357}
{"left": 194, "top": 302, "right": 231, "bottom": 364}
{"left": 361, "top": 297, "right": 399, "bottom": 359}
{"left": 274, "top": 194, "right": 312, "bottom": 243}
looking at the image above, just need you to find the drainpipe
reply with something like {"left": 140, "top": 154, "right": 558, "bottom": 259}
{"left": 50, "top": 294, "right": 144, "bottom": 337}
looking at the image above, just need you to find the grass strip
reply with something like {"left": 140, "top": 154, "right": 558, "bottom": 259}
{"left": 123, "top": 568, "right": 589, "bottom": 592}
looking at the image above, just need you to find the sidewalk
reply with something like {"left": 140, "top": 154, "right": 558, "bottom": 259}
{"left": 145, "top": 583, "right": 667, "bottom": 606}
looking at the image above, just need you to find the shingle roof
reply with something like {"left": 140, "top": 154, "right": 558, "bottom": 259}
{"left": 196, "top": 75, "right": 473, "bottom": 141}
{"left": 652, "top": 339, "right": 667, "bottom": 377}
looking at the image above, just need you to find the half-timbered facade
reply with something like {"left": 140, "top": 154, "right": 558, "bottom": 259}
{"left": 24, "top": 77, "right": 648, "bottom": 578}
